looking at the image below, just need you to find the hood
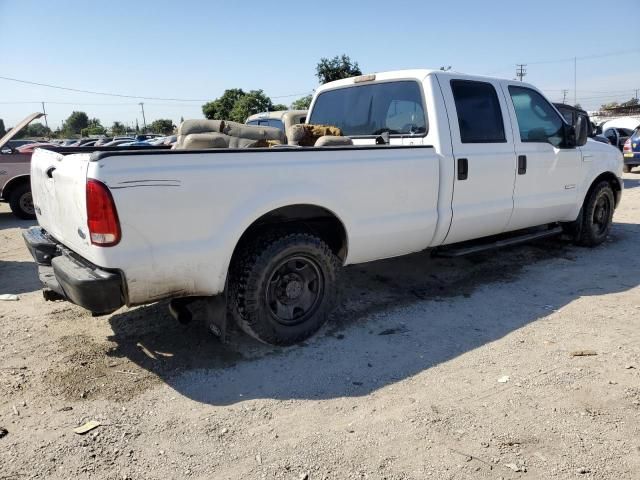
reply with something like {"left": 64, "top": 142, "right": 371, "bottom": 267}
{"left": 0, "top": 112, "right": 45, "bottom": 149}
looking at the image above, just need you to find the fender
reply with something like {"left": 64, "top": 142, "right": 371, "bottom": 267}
{"left": 209, "top": 182, "right": 351, "bottom": 290}
{"left": 0, "top": 173, "right": 30, "bottom": 200}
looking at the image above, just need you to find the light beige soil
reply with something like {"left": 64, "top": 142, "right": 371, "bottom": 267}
{"left": 1, "top": 174, "right": 639, "bottom": 479}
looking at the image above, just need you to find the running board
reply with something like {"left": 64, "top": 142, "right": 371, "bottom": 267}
{"left": 434, "top": 226, "right": 563, "bottom": 258}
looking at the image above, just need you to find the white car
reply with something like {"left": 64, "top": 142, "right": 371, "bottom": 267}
{"left": 23, "top": 69, "right": 623, "bottom": 345}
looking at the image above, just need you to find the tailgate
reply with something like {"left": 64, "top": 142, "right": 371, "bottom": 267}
{"left": 31, "top": 148, "right": 94, "bottom": 259}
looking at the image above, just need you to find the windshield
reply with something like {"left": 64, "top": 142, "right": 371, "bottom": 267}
{"left": 309, "top": 81, "right": 427, "bottom": 137}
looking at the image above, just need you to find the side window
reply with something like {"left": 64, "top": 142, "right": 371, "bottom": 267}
{"left": 450, "top": 80, "right": 506, "bottom": 143}
{"left": 508, "top": 86, "right": 564, "bottom": 147}
{"left": 246, "top": 120, "right": 259, "bottom": 126}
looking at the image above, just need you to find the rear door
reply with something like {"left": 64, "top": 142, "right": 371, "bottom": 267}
{"left": 440, "top": 77, "right": 517, "bottom": 244}
{"left": 501, "top": 84, "right": 581, "bottom": 230}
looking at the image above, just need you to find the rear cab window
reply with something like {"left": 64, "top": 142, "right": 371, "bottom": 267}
{"left": 309, "top": 80, "right": 427, "bottom": 137}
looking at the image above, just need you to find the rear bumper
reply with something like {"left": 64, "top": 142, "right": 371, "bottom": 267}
{"left": 22, "top": 226, "right": 125, "bottom": 314}
{"left": 624, "top": 152, "right": 640, "bottom": 165}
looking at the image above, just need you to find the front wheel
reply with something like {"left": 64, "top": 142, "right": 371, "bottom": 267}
{"left": 229, "top": 231, "right": 340, "bottom": 346}
{"left": 575, "top": 181, "right": 615, "bottom": 247}
{"left": 8, "top": 183, "right": 36, "bottom": 220}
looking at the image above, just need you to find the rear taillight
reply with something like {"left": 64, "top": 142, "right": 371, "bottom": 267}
{"left": 623, "top": 138, "right": 632, "bottom": 152}
{"left": 86, "top": 179, "right": 121, "bottom": 246}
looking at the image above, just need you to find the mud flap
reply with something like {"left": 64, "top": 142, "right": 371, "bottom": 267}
{"left": 205, "top": 295, "right": 229, "bottom": 344}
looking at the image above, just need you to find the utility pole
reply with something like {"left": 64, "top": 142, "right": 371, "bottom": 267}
{"left": 139, "top": 102, "right": 147, "bottom": 132}
{"left": 562, "top": 90, "right": 569, "bottom": 104}
{"left": 635, "top": 89, "right": 639, "bottom": 101}
{"left": 574, "top": 57, "right": 577, "bottom": 106}
{"left": 41, "top": 101, "right": 49, "bottom": 132}
{"left": 516, "top": 64, "right": 527, "bottom": 81}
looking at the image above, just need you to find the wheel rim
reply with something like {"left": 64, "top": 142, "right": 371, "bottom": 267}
{"left": 591, "top": 193, "right": 611, "bottom": 236}
{"left": 266, "top": 255, "right": 324, "bottom": 326}
{"left": 19, "top": 192, "right": 34, "bottom": 216}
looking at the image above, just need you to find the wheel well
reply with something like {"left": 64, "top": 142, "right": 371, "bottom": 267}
{"left": 587, "top": 172, "right": 621, "bottom": 207}
{"left": 232, "top": 204, "right": 348, "bottom": 263}
{"left": 1, "top": 175, "right": 30, "bottom": 201}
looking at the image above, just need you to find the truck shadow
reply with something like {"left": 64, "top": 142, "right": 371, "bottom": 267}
{"left": 105, "top": 222, "right": 640, "bottom": 406}
{"left": 0, "top": 261, "right": 41, "bottom": 294}
{"left": 623, "top": 177, "right": 640, "bottom": 190}
{"left": 0, "top": 210, "right": 36, "bottom": 231}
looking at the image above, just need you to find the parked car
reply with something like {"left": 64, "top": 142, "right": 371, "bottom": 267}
{"left": 15, "top": 142, "right": 59, "bottom": 154}
{"left": 246, "top": 110, "right": 307, "bottom": 133}
{"left": 24, "top": 69, "right": 622, "bottom": 346}
{"left": 94, "top": 137, "right": 114, "bottom": 146}
{"left": 553, "top": 103, "right": 609, "bottom": 144}
{"left": 623, "top": 128, "right": 640, "bottom": 172}
{"left": 3, "top": 139, "right": 38, "bottom": 152}
{"left": 103, "top": 138, "right": 135, "bottom": 147}
{"left": 602, "top": 127, "right": 633, "bottom": 152}
{"left": 0, "top": 112, "right": 45, "bottom": 219}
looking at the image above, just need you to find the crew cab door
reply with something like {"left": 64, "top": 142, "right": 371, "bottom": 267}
{"left": 440, "top": 78, "right": 517, "bottom": 244}
{"left": 501, "top": 84, "right": 581, "bottom": 231}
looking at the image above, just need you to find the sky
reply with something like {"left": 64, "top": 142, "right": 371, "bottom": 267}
{"left": 0, "top": 0, "right": 638, "bottom": 131}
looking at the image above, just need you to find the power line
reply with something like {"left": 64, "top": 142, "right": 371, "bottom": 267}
{"left": 0, "top": 74, "right": 312, "bottom": 102}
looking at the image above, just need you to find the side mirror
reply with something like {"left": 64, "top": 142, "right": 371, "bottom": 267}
{"left": 574, "top": 115, "right": 588, "bottom": 147}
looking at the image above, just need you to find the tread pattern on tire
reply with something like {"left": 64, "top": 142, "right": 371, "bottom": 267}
{"left": 8, "top": 183, "right": 35, "bottom": 220}
{"left": 575, "top": 180, "right": 614, "bottom": 247}
{"left": 228, "top": 230, "right": 340, "bottom": 346}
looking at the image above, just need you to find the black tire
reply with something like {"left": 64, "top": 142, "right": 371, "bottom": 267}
{"left": 229, "top": 231, "right": 340, "bottom": 346}
{"left": 575, "top": 181, "right": 614, "bottom": 247}
{"left": 623, "top": 164, "right": 632, "bottom": 173}
{"left": 8, "top": 183, "right": 36, "bottom": 220}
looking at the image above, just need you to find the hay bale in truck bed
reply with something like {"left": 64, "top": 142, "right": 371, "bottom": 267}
{"left": 287, "top": 124, "right": 343, "bottom": 146}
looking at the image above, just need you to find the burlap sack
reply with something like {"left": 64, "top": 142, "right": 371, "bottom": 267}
{"left": 178, "top": 119, "right": 225, "bottom": 136}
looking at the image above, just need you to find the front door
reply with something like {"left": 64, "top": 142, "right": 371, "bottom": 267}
{"left": 502, "top": 84, "right": 581, "bottom": 231}
{"left": 441, "top": 78, "right": 517, "bottom": 245}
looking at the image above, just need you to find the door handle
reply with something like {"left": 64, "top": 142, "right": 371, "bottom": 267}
{"left": 457, "top": 158, "right": 468, "bottom": 180}
{"left": 517, "top": 155, "right": 527, "bottom": 175}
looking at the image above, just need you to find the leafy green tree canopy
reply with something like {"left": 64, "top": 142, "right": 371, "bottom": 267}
{"left": 202, "top": 88, "right": 246, "bottom": 120}
{"left": 316, "top": 54, "right": 362, "bottom": 84}
{"left": 148, "top": 119, "right": 176, "bottom": 135}
{"left": 63, "top": 111, "right": 89, "bottom": 135}
{"left": 291, "top": 95, "right": 312, "bottom": 110}
{"left": 111, "top": 121, "right": 126, "bottom": 136}
{"left": 229, "top": 90, "right": 274, "bottom": 123}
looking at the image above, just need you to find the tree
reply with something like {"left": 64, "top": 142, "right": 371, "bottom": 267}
{"left": 202, "top": 88, "right": 246, "bottom": 120}
{"left": 25, "top": 122, "right": 51, "bottom": 138}
{"left": 291, "top": 95, "right": 312, "bottom": 110}
{"left": 63, "top": 111, "right": 89, "bottom": 136}
{"left": 316, "top": 54, "right": 362, "bottom": 84}
{"left": 271, "top": 103, "right": 288, "bottom": 111}
{"left": 111, "top": 121, "right": 126, "bottom": 136}
{"left": 148, "top": 119, "right": 176, "bottom": 135}
{"left": 0, "top": 118, "right": 5, "bottom": 137}
{"left": 229, "top": 90, "right": 274, "bottom": 123}
{"left": 81, "top": 118, "right": 106, "bottom": 137}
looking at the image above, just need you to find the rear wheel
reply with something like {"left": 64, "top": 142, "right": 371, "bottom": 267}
{"left": 8, "top": 183, "right": 36, "bottom": 220}
{"left": 575, "top": 181, "right": 614, "bottom": 247}
{"left": 229, "top": 231, "right": 340, "bottom": 346}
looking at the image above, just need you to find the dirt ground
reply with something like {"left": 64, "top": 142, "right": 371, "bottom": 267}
{"left": 1, "top": 174, "right": 639, "bottom": 480}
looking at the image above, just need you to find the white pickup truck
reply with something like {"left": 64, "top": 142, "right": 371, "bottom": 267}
{"left": 23, "top": 69, "right": 623, "bottom": 345}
